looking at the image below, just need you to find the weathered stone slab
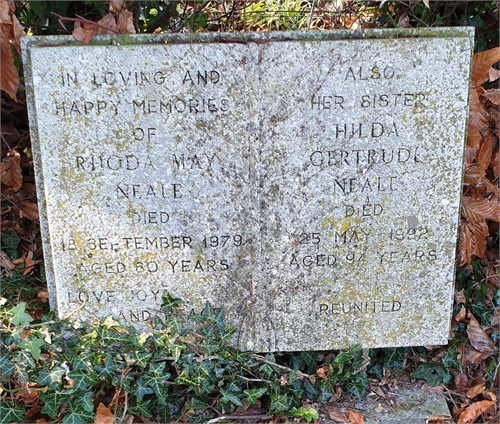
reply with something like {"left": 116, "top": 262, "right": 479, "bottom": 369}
{"left": 319, "top": 385, "right": 451, "bottom": 424}
{"left": 22, "top": 28, "right": 474, "bottom": 351}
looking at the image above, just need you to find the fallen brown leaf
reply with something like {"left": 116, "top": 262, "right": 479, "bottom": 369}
{"left": 427, "top": 418, "right": 446, "bottom": 424}
{"left": 466, "top": 125, "right": 483, "bottom": 150}
{"left": 459, "top": 220, "right": 491, "bottom": 266}
{"left": 347, "top": 408, "right": 365, "bottom": 424}
{"left": 483, "top": 390, "right": 497, "bottom": 402}
{"left": 0, "top": 249, "right": 15, "bottom": 270}
{"left": 37, "top": 291, "right": 49, "bottom": 303}
{"left": 482, "top": 88, "right": 500, "bottom": 106}
{"left": 477, "top": 132, "right": 496, "bottom": 169}
{"left": 458, "top": 400, "right": 495, "bottom": 424}
{"left": 316, "top": 364, "right": 329, "bottom": 380}
{"left": 455, "top": 289, "right": 467, "bottom": 304}
{"left": 14, "top": 388, "right": 39, "bottom": 405}
{"left": 471, "top": 47, "right": 500, "bottom": 87}
{"left": 422, "top": 383, "right": 445, "bottom": 393}
{"left": 454, "top": 373, "right": 470, "bottom": 391}
{"left": 328, "top": 408, "right": 349, "bottom": 423}
{"left": 24, "top": 405, "right": 42, "bottom": 421}
{"left": 466, "top": 383, "right": 485, "bottom": 399}
{"left": 72, "top": 21, "right": 98, "bottom": 45}
{"left": 462, "top": 345, "right": 493, "bottom": 365}
{"left": 0, "top": 0, "right": 21, "bottom": 99}
{"left": 466, "top": 312, "right": 496, "bottom": 355}
{"left": 117, "top": 10, "right": 135, "bottom": 34}
{"left": 492, "top": 150, "right": 500, "bottom": 179}
{"left": 462, "top": 197, "right": 500, "bottom": 223}
{"left": 279, "top": 374, "right": 288, "bottom": 386}
{"left": 489, "top": 67, "right": 500, "bottom": 82}
{"left": 97, "top": 13, "right": 118, "bottom": 35}
{"left": 94, "top": 403, "right": 114, "bottom": 424}
{"left": 455, "top": 305, "right": 466, "bottom": 322}
{"left": 18, "top": 201, "right": 39, "bottom": 221}
{"left": 468, "top": 88, "right": 490, "bottom": 132}
{"left": 458, "top": 221, "right": 472, "bottom": 266}
{"left": 22, "top": 251, "right": 42, "bottom": 276}
{"left": 465, "top": 146, "right": 479, "bottom": 166}
{"left": 0, "top": 150, "right": 22, "bottom": 193}
{"left": 109, "top": 0, "right": 124, "bottom": 13}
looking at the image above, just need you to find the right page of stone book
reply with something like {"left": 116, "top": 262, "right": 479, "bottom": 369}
{"left": 247, "top": 33, "right": 473, "bottom": 351}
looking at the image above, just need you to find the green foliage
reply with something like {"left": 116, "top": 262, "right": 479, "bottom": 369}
{"left": 1, "top": 231, "right": 20, "bottom": 259}
{"left": 457, "top": 261, "right": 496, "bottom": 325}
{"left": 7, "top": 302, "right": 34, "bottom": 326}
{"left": 410, "top": 362, "right": 452, "bottom": 386}
{"left": 0, "top": 292, "right": 376, "bottom": 422}
{"left": 289, "top": 406, "right": 319, "bottom": 422}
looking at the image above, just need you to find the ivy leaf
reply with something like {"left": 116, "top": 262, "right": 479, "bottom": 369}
{"left": 220, "top": 388, "right": 243, "bottom": 407}
{"left": 63, "top": 402, "right": 95, "bottom": 424}
{"left": 143, "top": 373, "right": 171, "bottom": 396}
{"left": 411, "top": 363, "right": 452, "bottom": 386}
{"left": 10, "top": 302, "right": 33, "bottom": 326}
{"left": 176, "top": 370, "right": 202, "bottom": 389}
{"left": 270, "top": 393, "right": 289, "bottom": 413}
{"left": 128, "top": 400, "right": 153, "bottom": 418}
{"left": 348, "top": 374, "right": 369, "bottom": 399}
{"left": 72, "top": 354, "right": 91, "bottom": 371}
{"left": 147, "top": 361, "right": 166, "bottom": 375}
{"left": 67, "top": 369, "right": 99, "bottom": 391}
{"left": 300, "top": 351, "right": 319, "bottom": 373}
{"left": 333, "top": 351, "right": 351, "bottom": 375}
{"left": 161, "top": 291, "right": 183, "bottom": 313}
{"left": 135, "top": 377, "right": 154, "bottom": 402}
{"left": 382, "top": 348, "right": 406, "bottom": 369}
{"left": 13, "top": 348, "right": 35, "bottom": 369}
{"left": 134, "top": 351, "right": 152, "bottom": 369}
{"left": 213, "top": 308, "right": 225, "bottom": 328}
{"left": 368, "top": 363, "right": 383, "bottom": 380}
{"left": 171, "top": 343, "right": 184, "bottom": 362}
{"left": 94, "top": 357, "right": 118, "bottom": 378}
{"left": 97, "top": 326, "right": 129, "bottom": 344}
{"left": 62, "top": 412, "right": 91, "bottom": 424}
{"left": 80, "top": 391, "right": 94, "bottom": 413}
{"left": 0, "top": 404, "right": 25, "bottom": 424}
{"left": 304, "top": 380, "right": 318, "bottom": 399}
{"left": 244, "top": 387, "right": 267, "bottom": 405}
{"left": 40, "top": 392, "right": 68, "bottom": 419}
{"left": 37, "top": 366, "right": 66, "bottom": 389}
{"left": 0, "top": 353, "right": 15, "bottom": 377}
{"left": 441, "top": 349, "right": 460, "bottom": 369}
{"left": 17, "top": 336, "right": 44, "bottom": 361}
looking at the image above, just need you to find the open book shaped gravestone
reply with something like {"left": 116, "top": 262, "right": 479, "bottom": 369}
{"left": 22, "top": 28, "right": 473, "bottom": 351}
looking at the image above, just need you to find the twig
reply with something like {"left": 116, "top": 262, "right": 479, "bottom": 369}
{"left": 194, "top": 355, "right": 219, "bottom": 363}
{"left": 20, "top": 320, "right": 58, "bottom": 328}
{"left": 307, "top": 0, "right": 317, "bottom": 30}
{"left": 120, "top": 390, "right": 129, "bottom": 423}
{"left": 249, "top": 354, "right": 313, "bottom": 380}
{"left": 493, "top": 360, "right": 500, "bottom": 386}
{"left": 51, "top": 11, "right": 119, "bottom": 34}
{"left": 236, "top": 374, "right": 272, "bottom": 384}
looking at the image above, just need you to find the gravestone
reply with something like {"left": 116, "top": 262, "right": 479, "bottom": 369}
{"left": 22, "top": 28, "right": 474, "bottom": 352}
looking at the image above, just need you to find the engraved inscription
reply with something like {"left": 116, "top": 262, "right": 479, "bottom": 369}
{"left": 24, "top": 30, "right": 472, "bottom": 351}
